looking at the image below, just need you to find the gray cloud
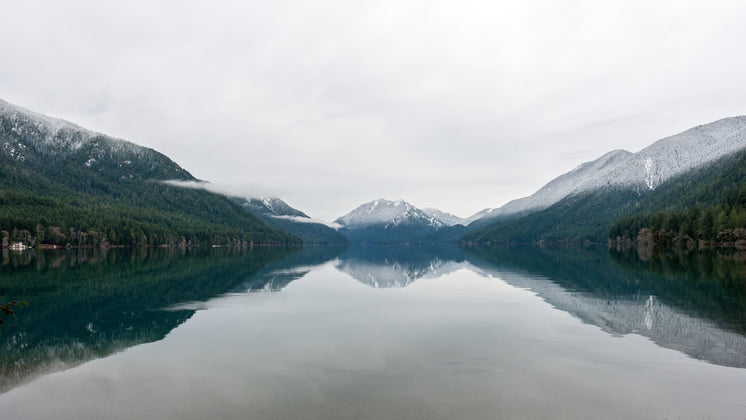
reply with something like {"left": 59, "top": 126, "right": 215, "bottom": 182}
{"left": 2, "top": 0, "right": 746, "bottom": 221}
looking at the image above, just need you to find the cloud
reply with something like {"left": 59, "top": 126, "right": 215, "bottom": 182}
{"left": 161, "top": 180, "right": 274, "bottom": 200}
{"left": 3, "top": 0, "right": 746, "bottom": 220}
{"left": 269, "top": 215, "right": 342, "bottom": 230}
{"left": 163, "top": 180, "right": 340, "bottom": 225}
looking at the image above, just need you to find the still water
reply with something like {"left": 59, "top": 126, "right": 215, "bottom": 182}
{"left": 1, "top": 245, "right": 745, "bottom": 419}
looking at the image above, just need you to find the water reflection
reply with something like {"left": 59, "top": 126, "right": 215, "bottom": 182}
{"left": 331, "top": 244, "right": 746, "bottom": 367}
{"left": 335, "top": 245, "right": 467, "bottom": 288}
{"left": 464, "top": 245, "right": 746, "bottom": 368}
{"left": 2, "top": 243, "right": 745, "bottom": 397}
{"left": 1, "top": 245, "right": 745, "bottom": 419}
{"left": 0, "top": 246, "right": 344, "bottom": 393}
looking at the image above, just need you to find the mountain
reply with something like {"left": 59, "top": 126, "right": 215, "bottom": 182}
{"left": 608, "top": 150, "right": 746, "bottom": 245}
{"left": 465, "top": 116, "right": 746, "bottom": 243}
{"left": 468, "top": 150, "right": 633, "bottom": 229}
{"left": 239, "top": 197, "right": 308, "bottom": 218}
{"left": 469, "top": 116, "right": 746, "bottom": 230}
{"left": 335, "top": 199, "right": 466, "bottom": 243}
{"left": 422, "top": 208, "right": 465, "bottom": 226}
{"left": 234, "top": 197, "right": 349, "bottom": 245}
{"left": 421, "top": 208, "right": 487, "bottom": 227}
{"left": 0, "top": 98, "right": 299, "bottom": 247}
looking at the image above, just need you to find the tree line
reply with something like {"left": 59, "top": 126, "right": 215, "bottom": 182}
{"left": 609, "top": 184, "right": 746, "bottom": 247}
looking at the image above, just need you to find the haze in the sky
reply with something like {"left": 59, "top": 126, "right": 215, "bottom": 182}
{"left": 2, "top": 0, "right": 745, "bottom": 221}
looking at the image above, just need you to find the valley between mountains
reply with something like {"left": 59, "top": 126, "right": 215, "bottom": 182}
{"left": 2, "top": 97, "right": 746, "bottom": 248}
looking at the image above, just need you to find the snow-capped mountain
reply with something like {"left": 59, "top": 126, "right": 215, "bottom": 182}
{"left": 239, "top": 197, "right": 309, "bottom": 218}
{"left": 235, "top": 196, "right": 349, "bottom": 244}
{"left": 0, "top": 98, "right": 192, "bottom": 180}
{"left": 336, "top": 199, "right": 446, "bottom": 230}
{"left": 421, "top": 208, "right": 468, "bottom": 226}
{"left": 0, "top": 98, "right": 298, "bottom": 246}
{"left": 335, "top": 199, "right": 466, "bottom": 243}
{"left": 472, "top": 116, "right": 746, "bottom": 227}
{"left": 419, "top": 208, "right": 493, "bottom": 227}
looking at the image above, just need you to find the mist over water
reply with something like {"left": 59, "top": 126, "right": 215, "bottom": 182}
{"left": 1, "top": 245, "right": 745, "bottom": 419}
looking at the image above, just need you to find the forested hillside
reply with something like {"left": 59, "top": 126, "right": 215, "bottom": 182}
{"left": 0, "top": 99, "right": 299, "bottom": 247}
{"left": 464, "top": 148, "right": 746, "bottom": 244}
{"left": 610, "top": 184, "right": 746, "bottom": 247}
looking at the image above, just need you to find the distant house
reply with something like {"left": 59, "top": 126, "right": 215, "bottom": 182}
{"left": 9, "top": 242, "right": 26, "bottom": 250}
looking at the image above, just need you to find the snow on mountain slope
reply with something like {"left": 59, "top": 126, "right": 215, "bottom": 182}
{"left": 0, "top": 98, "right": 146, "bottom": 157}
{"left": 479, "top": 149, "right": 633, "bottom": 221}
{"left": 236, "top": 196, "right": 343, "bottom": 229}
{"left": 240, "top": 197, "right": 309, "bottom": 218}
{"left": 422, "top": 208, "right": 466, "bottom": 226}
{"left": 474, "top": 116, "right": 746, "bottom": 224}
{"left": 421, "top": 207, "right": 496, "bottom": 227}
{"left": 585, "top": 116, "right": 746, "bottom": 191}
{"left": 0, "top": 98, "right": 192, "bottom": 181}
{"left": 335, "top": 199, "right": 446, "bottom": 230}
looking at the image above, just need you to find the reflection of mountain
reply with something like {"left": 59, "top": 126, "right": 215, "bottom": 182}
{"left": 464, "top": 246, "right": 746, "bottom": 368}
{"left": 240, "top": 245, "right": 348, "bottom": 292}
{"left": 0, "top": 246, "right": 342, "bottom": 393}
{"left": 335, "top": 246, "right": 467, "bottom": 288}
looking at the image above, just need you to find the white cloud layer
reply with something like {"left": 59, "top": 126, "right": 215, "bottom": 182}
{"left": 2, "top": 0, "right": 746, "bottom": 220}
{"left": 269, "top": 215, "right": 343, "bottom": 230}
{"left": 160, "top": 180, "right": 271, "bottom": 200}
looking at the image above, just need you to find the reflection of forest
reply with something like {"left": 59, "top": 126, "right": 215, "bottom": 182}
{"left": 0, "top": 246, "right": 343, "bottom": 394}
{"left": 3, "top": 244, "right": 744, "bottom": 393}
{"left": 464, "top": 245, "right": 746, "bottom": 368}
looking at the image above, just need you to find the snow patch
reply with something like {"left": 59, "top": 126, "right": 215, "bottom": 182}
{"left": 644, "top": 157, "right": 655, "bottom": 190}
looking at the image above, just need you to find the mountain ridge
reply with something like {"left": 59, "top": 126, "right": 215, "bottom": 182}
{"left": 465, "top": 143, "right": 746, "bottom": 243}
{"left": 470, "top": 116, "right": 746, "bottom": 229}
{"left": 0, "top": 98, "right": 299, "bottom": 247}
{"left": 335, "top": 199, "right": 466, "bottom": 243}
{"left": 234, "top": 196, "right": 349, "bottom": 244}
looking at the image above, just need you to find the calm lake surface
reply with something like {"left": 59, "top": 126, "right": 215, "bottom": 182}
{"left": 1, "top": 245, "right": 745, "bottom": 419}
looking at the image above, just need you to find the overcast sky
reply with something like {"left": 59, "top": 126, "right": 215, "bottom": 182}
{"left": 2, "top": 0, "right": 746, "bottom": 221}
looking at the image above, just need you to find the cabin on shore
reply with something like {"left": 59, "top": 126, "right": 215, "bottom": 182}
{"left": 9, "top": 242, "right": 27, "bottom": 250}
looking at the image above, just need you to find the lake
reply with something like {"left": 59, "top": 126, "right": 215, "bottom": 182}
{"left": 1, "top": 245, "right": 745, "bottom": 419}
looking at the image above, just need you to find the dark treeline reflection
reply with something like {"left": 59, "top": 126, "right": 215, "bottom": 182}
{"left": 0, "top": 246, "right": 345, "bottom": 393}
{"left": 464, "top": 245, "right": 746, "bottom": 367}
{"left": 465, "top": 246, "right": 746, "bottom": 334}
{"left": 610, "top": 248, "right": 746, "bottom": 330}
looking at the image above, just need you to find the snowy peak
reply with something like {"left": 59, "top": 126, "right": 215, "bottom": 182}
{"left": 472, "top": 116, "right": 746, "bottom": 224}
{"left": 240, "top": 197, "right": 309, "bottom": 218}
{"left": 477, "top": 149, "right": 634, "bottom": 222}
{"left": 0, "top": 98, "right": 192, "bottom": 180}
{"left": 422, "top": 208, "right": 466, "bottom": 226}
{"left": 420, "top": 208, "right": 497, "bottom": 227}
{"left": 596, "top": 116, "right": 746, "bottom": 191}
{"left": 1, "top": 98, "right": 139, "bottom": 157}
{"left": 335, "top": 199, "right": 446, "bottom": 230}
